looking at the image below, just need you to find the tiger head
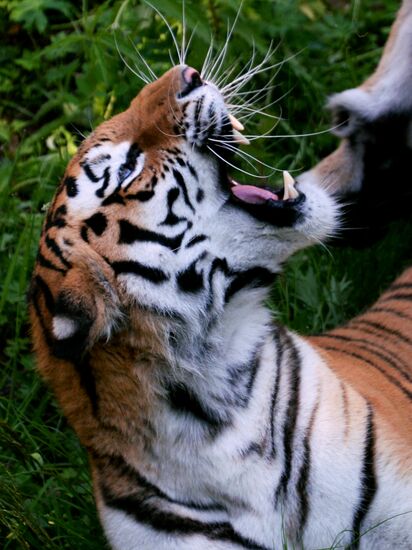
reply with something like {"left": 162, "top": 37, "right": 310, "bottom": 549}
{"left": 58, "top": 63, "right": 338, "bottom": 278}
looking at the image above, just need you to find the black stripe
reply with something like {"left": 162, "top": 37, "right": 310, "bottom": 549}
{"left": 95, "top": 167, "right": 111, "bottom": 198}
{"left": 187, "top": 162, "right": 198, "bottom": 180}
{"left": 118, "top": 143, "right": 141, "bottom": 186}
{"left": 165, "top": 382, "right": 227, "bottom": 433}
{"left": 369, "top": 306, "right": 412, "bottom": 321}
{"left": 101, "top": 485, "right": 268, "bottom": 550}
{"left": 161, "top": 187, "right": 186, "bottom": 226}
{"left": 93, "top": 452, "right": 224, "bottom": 512}
{"left": 205, "top": 257, "right": 230, "bottom": 313}
{"left": 81, "top": 158, "right": 112, "bottom": 198}
{"left": 85, "top": 212, "right": 108, "bottom": 236}
{"left": 194, "top": 96, "right": 205, "bottom": 140}
{"left": 350, "top": 318, "right": 412, "bottom": 347}
{"left": 173, "top": 169, "right": 194, "bottom": 212}
{"left": 296, "top": 402, "right": 318, "bottom": 535}
{"left": 81, "top": 161, "right": 104, "bottom": 183}
{"left": 320, "top": 345, "right": 412, "bottom": 400}
{"left": 319, "top": 333, "right": 412, "bottom": 383}
{"left": 111, "top": 260, "right": 169, "bottom": 284}
{"left": 350, "top": 405, "right": 377, "bottom": 549}
{"left": 186, "top": 234, "right": 208, "bottom": 248}
{"left": 45, "top": 204, "right": 67, "bottom": 230}
{"left": 126, "top": 190, "right": 155, "bottom": 202}
{"left": 30, "top": 281, "right": 54, "bottom": 348}
{"left": 226, "top": 347, "right": 262, "bottom": 408}
{"left": 196, "top": 188, "right": 204, "bottom": 203}
{"left": 207, "top": 103, "right": 217, "bottom": 141}
{"left": 177, "top": 261, "right": 204, "bottom": 293}
{"left": 45, "top": 235, "right": 72, "bottom": 269}
{"left": 64, "top": 176, "right": 78, "bottom": 197}
{"left": 118, "top": 219, "right": 184, "bottom": 250}
{"left": 269, "top": 327, "right": 285, "bottom": 458}
{"left": 37, "top": 250, "right": 67, "bottom": 274}
{"left": 275, "top": 333, "right": 301, "bottom": 502}
{"left": 382, "top": 292, "right": 412, "bottom": 302}
{"left": 225, "top": 267, "right": 274, "bottom": 303}
{"left": 33, "top": 274, "right": 55, "bottom": 314}
{"left": 101, "top": 192, "right": 125, "bottom": 206}
{"left": 80, "top": 225, "right": 89, "bottom": 242}
{"left": 74, "top": 353, "right": 99, "bottom": 416}
{"left": 386, "top": 282, "right": 412, "bottom": 291}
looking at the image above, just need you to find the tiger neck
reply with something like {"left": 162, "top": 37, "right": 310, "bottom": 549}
{"left": 153, "top": 286, "right": 275, "bottom": 432}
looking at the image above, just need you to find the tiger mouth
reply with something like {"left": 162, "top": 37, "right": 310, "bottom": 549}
{"left": 224, "top": 114, "right": 306, "bottom": 225}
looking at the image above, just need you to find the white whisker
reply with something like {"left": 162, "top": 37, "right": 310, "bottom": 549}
{"left": 241, "top": 123, "right": 346, "bottom": 140}
{"left": 146, "top": 1, "right": 182, "bottom": 64}
{"left": 209, "top": 139, "right": 260, "bottom": 172}
{"left": 183, "top": 24, "right": 198, "bottom": 64}
{"left": 114, "top": 33, "right": 150, "bottom": 84}
{"left": 205, "top": 2, "right": 243, "bottom": 83}
{"left": 211, "top": 138, "right": 286, "bottom": 174}
{"left": 131, "top": 39, "right": 157, "bottom": 81}
{"left": 201, "top": 35, "right": 215, "bottom": 79}
{"left": 207, "top": 145, "right": 277, "bottom": 179}
{"left": 181, "top": 0, "right": 186, "bottom": 65}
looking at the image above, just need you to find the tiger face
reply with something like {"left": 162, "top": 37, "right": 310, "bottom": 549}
{"left": 58, "top": 64, "right": 338, "bottom": 299}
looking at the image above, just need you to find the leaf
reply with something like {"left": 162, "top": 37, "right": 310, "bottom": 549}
{"left": 7, "top": 0, "right": 75, "bottom": 32}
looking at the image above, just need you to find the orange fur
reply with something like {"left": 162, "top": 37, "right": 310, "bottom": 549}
{"left": 310, "top": 267, "right": 412, "bottom": 469}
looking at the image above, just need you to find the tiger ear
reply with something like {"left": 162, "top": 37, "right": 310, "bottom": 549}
{"left": 51, "top": 257, "right": 122, "bottom": 362}
{"left": 327, "top": 89, "right": 372, "bottom": 138}
{"left": 328, "top": 0, "right": 412, "bottom": 139}
{"left": 31, "top": 240, "right": 122, "bottom": 364}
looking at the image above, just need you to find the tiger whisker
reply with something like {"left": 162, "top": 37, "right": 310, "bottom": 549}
{"left": 210, "top": 138, "right": 285, "bottom": 174}
{"left": 180, "top": 0, "right": 186, "bottom": 65}
{"left": 220, "top": 44, "right": 277, "bottom": 93}
{"left": 212, "top": 56, "right": 243, "bottom": 90}
{"left": 207, "top": 145, "right": 277, "bottom": 179}
{"left": 204, "top": 2, "right": 243, "bottom": 83}
{"left": 114, "top": 33, "right": 151, "bottom": 84}
{"left": 201, "top": 36, "right": 215, "bottom": 79}
{"left": 183, "top": 23, "right": 198, "bottom": 64}
{"left": 130, "top": 39, "right": 157, "bottom": 81}
{"left": 227, "top": 104, "right": 282, "bottom": 121}
{"left": 239, "top": 124, "right": 346, "bottom": 140}
{"left": 209, "top": 139, "right": 260, "bottom": 172}
{"left": 146, "top": 1, "right": 182, "bottom": 64}
{"left": 214, "top": 42, "right": 258, "bottom": 90}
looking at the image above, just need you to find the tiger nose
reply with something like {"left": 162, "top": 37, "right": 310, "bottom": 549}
{"left": 182, "top": 66, "right": 202, "bottom": 89}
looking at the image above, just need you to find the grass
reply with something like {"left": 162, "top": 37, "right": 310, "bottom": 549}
{"left": 1, "top": 0, "right": 411, "bottom": 548}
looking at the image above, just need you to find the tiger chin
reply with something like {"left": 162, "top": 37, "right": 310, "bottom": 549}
{"left": 29, "top": 3, "right": 412, "bottom": 550}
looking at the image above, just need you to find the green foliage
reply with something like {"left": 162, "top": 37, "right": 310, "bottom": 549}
{"left": 0, "top": 0, "right": 410, "bottom": 548}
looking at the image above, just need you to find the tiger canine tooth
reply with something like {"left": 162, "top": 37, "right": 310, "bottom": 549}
{"left": 232, "top": 129, "right": 250, "bottom": 145}
{"left": 283, "top": 170, "right": 299, "bottom": 200}
{"left": 229, "top": 114, "right": 244, "bottom": 131}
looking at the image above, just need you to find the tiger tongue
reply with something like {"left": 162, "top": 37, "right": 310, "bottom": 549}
{"left": 231, "top": 184, "right": 279, "bottom": 204}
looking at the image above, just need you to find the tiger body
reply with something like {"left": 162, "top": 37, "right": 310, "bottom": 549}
{"left": 29, "top": 3, "right": 412, "bottom": 549}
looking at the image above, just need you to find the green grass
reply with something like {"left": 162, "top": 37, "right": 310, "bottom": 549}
{"left": 0, "top": 0, "right": 410, "bottom": 548}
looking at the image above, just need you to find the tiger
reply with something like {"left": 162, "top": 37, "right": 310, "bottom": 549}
{"left": 28, "top": 1, "right": 412, "bottom": 549}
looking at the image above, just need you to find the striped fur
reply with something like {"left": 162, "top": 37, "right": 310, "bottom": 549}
{"left": 29, "top": 4, "right": 412, "bottom": 549}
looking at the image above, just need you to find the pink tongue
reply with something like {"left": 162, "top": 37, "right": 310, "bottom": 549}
{"left": 231, "top": 184, "right": 278, "bottom": 204}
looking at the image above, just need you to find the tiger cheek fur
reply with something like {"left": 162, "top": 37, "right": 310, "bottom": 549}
{"left": 29, "top": 6, "right": 412, "bottom": 549}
